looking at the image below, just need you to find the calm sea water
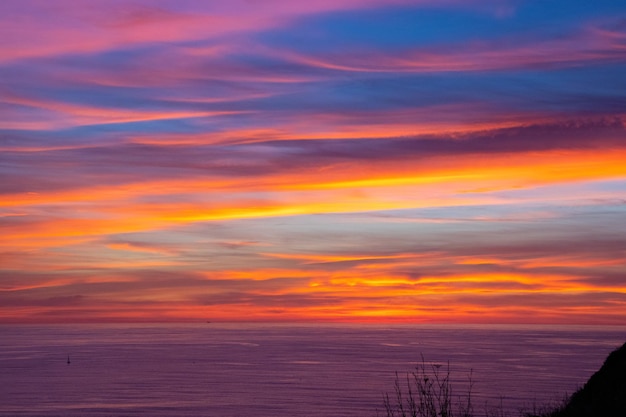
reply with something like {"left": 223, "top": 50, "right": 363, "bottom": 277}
{"left": 1, "top": 323, "right": 625, "bottom": 417}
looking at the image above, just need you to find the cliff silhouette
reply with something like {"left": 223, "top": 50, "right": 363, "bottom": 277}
{"left": 537, "top": 341, "right": 626, "bottom": 417}
{"left": 383, "top": 343, "right": 626, "bottom": 417}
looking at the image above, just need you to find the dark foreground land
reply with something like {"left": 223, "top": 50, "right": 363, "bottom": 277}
{"left": 383, "top": 341, "right": 626, "bottom": 417}
{"left": 530, "top": 341, "right": 626, "bottom": 417}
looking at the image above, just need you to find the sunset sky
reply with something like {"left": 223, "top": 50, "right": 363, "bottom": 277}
{"left": 1, "top": 0, "right": 626, "bottom": 324}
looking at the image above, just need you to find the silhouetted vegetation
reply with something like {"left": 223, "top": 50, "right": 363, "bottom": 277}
{"left": 382, "top": 357, "right": 473, "bottom": 417}
{"left": 382, "top": 342, "right": 626, "bottom": 417}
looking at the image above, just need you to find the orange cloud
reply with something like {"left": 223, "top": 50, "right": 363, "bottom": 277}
{"left": 2, "top": 0, "right": 626, "bottom": 324}
{"left": 2, "top": 145, "right": 625, "bottom": 252}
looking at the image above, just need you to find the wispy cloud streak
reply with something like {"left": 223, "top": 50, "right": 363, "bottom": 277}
{"left": 1, "top": 0, "right": 626, "bottom": 323}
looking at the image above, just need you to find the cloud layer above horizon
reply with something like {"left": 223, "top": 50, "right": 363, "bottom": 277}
{"left": 2, "top": 0, "right": 626, "bottom": 323}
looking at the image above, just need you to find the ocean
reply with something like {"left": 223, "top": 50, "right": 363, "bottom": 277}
{"left": 1, "top": 323, "right": 625, "bottom": 417}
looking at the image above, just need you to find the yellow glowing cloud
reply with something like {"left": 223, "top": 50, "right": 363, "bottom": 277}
{"left": 3, "top": 147, "right": 625, "bottom": 253}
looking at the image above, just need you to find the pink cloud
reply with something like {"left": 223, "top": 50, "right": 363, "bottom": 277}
{"left": 0, "top": 0, "right": 449, "bottom": 63}
{"left": 269, "top": 24, "right": 626, "bottom": 73}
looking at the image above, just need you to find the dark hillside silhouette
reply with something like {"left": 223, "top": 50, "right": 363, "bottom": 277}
{"left": 542, "top": 341, "right": 626, "bottom": 417}
{"left": 383, "top": 342, "right": 626, "bottom": 417}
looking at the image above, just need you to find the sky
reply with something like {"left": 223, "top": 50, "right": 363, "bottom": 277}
{"left": 1, "top": 0, "right": 626, "bottom": 324}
